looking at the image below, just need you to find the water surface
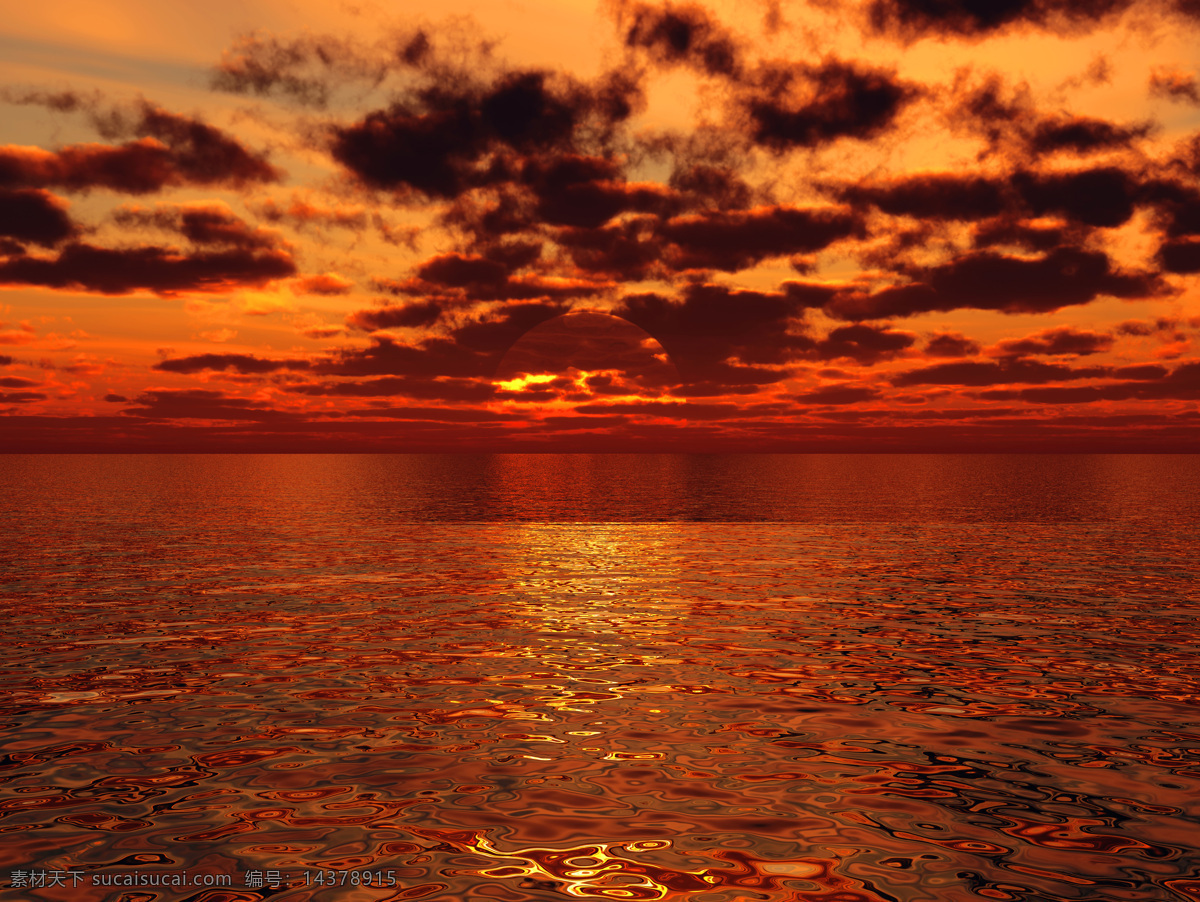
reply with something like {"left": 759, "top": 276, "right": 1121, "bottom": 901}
{"left": 2, "top": 455, "right": 1198, "bottom": 901}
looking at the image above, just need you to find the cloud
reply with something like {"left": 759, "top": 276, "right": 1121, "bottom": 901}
{"left": 950, "top": 73, "right": 1152, "bottom": 160}
{"left": 210, "top": 27, "right": 446, "bottom": 108}
{"left": 251, "top": 194, "right": 374, "bottom": 233}
{"left": 1150, "top": 67, "right": 1200, "bottom": 104}
{"left": 613, "top": 282, "right": 815, "bottom": 377}
{"left": 614, "top": 0, "right": 742, "bottom": 77}
{"left": 113, "top": 202, "right": 282, "bottom": 249}
{"left": 341, "top": 405, "right": 519, "bottom": 422}
{"left": 990, "top": 326, "right": 1114, "bottom": 357}
{"left": 792, "top": 384, "right": 882, "bottom": 404}
{"left": 522, "top": 155, "right": 675, "bottom": 228}
{"left": 154, "top": 353, "right": 311, "bottom": 374}
{"left": 657, "top": 204, "right": 864, "bottom": 272}
{"left": 330, "top": 69, "right": 635, "bottom": 202}
{"left": 1027, "top": 115, "right": 1153, "bottom": 155}
{"left": 0, "top": 99, "right": 281, "bottom": 193}
{"left": 891, "top": 357, "right": 1110, "bottom": 387}
{"left": 1115, "top": 317, "right": 1178, "bottom": 336}
{"left": 744, "top": 60, "right": 918, "bottom": 151}
{"left": 827, "top": 246, "right": 1165, "bottom": 319}
{"left": 293, "top": 273, "right": 354, "bottom": 295}
{"left": 924, "top": 332, "right": 982, "bottom": 357}
{"left": 0, "top": 320, "right": 38, "bottom": 345}
{"left": 866, "top": 0, "right": 1137, "bottom": 41}
{"left": 838, "top": 174, "right": 1007, "bottom": 222}
{"left": 320, "top": 301, "right": 571, "bottom": 379}
{"left": 121, "top": 388, "right": 300, "bottom": 420}
{"left": 285, "top": 375, "right": 497, "bottom": 402}
{"left": 977, "top": 361, "right": 1200, "bottom": 402}
{"left": 972, "top": 217, "right": 1072, "bottom": 251}
{"left": 1158, "top": 237, "right": 1200, "bottom": 273}
{"left": 1013, "top": 167, "right": 1140, "bottom": 228}
{"left": 0, "top": 242, "right": 296, "bottom": 296}
{"left": 813, "top": 323, "right": 917, "bottom": 363}
{"left": 347, "top": 301, "right": 446, "bottom": 331}
{"left": 376, "top": 246, "right": 606, "bottom": 303}
{"left": 0, "top": 189, "right": 75, "bottom": 247}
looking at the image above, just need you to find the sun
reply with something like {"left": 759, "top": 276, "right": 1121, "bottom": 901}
{"left": 492, "top": 311, "right": 682, "bottom": 408}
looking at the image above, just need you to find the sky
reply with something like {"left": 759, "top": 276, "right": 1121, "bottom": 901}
{"left": 2, "top": 0, "right": 1199, "bottom": 451}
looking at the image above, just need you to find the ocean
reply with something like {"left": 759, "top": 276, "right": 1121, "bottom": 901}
{"left": 2, "top": 454, "right": 1199, "bottom": 901}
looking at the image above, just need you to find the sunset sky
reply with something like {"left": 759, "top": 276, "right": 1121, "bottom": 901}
{"left": 2, "top": 0, "right": 1199, "bottom": 451}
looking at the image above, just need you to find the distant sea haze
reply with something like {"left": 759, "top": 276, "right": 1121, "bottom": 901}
{"left": 3, "top": 453, "right": 1197, "bottom": 522}
{"left": 2, "top": 453, "right": 1198, "bottom": 901}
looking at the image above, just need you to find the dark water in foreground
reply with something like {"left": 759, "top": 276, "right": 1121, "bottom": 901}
{"left": 1, "top": 454, "right": 1199, "bottom": 902}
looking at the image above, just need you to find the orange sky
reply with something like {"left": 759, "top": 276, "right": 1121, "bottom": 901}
{"left": 2, "top": 0, "right": 1199, "bottom": 450}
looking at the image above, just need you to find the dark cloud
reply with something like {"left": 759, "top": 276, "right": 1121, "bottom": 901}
{"left": 813, "top": 323, "right": 917, "bottom": 364}
{"left": 572, "top": 399, "right": 747, "bottom": 420}
{"left": 417, "top": 253, "right": 511, "bottom": 288}
{"left": 154, "top": 353, "right": 311, "bottom": 374}
{"left": 1115, "top": 317, "right": 1178, "bottom": 336}
{"left": 495, "top": 310, "right": 675, "bottom": 377}
{"left": 0, "top": 242, "right": 295, "bottom": 295}
{"left": 113, "top": 204, "right": 280, "bottom": 249}
{"left": 1028, "top": 115, "right": 1152, "bottom": 155}
{"left": 103, "top": 393, "right": 127, "bottom": 402}
{"left": 950, "top": 74, "right": 1151, "bottom": 160}
{"left": 838, "top": 174, "right": 1006, "bottom": 221}
{"left": 658, "top": 205, "right": 864, "bottom": 272}
{"left": 668, "top": 161, "right": 753, "bottom": 211}
{"left": 991, "top": 326, "right": 1114, "bottom": 357}
{"left": 978, "top": 362, "right": 1200, "bottom": 402}
{"left": 317, "top": 335, "right": 494, "bottom": 379}
{"left": 0, "top": 391, "right": 45, "bottom": 403}
{"left": 331, "top": 67, "right": 635, "bottom": 201}
{"left": 892, "top": 357, "right": 1110, "bottom": 387}
{"left": 0, "top": 355, "right": 13, "bottom": 366}
{"left": 1013, "top": 167, "right": 1140, "bottom": 228}
{"left": 340, "top": 406, "right": 520, "bottom": 422}
{"left": 827, "top": 246, "right": 1164, "bottom": 319}
{"left": 615, "top": 1, "right": 742, "bottom": 77}
{"left": 0, "top": 100, "right": 280, "bottom": 193}
{"left": 925, "top": 332, "right": 982, "bottom": 357}
{"left": 0, "top": 188, "right": 75, "bottom": 247}
{"left": 121, "top": 389, "right": 299, "bottom": 421}
{"left": 0, "top": 376, "right": 40, "bottom": 387}
{"left": 841, "top": 165, "right": 1151, "bottom": 231}
{"left": 866, "top": 0, "right": 1137, "bottom": 40}
{"left": 1113, "top": 364, "right": 1169, "bottom": 379}
{"left": 792, "top": 384, "right": 882, "bottom": 405}
{"left": 1158, "top": 237, "right": 1200, "bottom": 273}
{"left": 557, "top": 216, "right": 663, "bottom": 280}
{"left": 347, "top": 301, "right": 446, "bottom": 331}
{"left": 1140, "top": 181, "right": 1200, "bottom": 238}
{"left": 746, "top": 60, "right": 917, "bottom": 150}
{"left": 449, "top": 301, "right": 572, "bottom": 353}
{"left": 522, "top": 154, "right": 674, "bottom": 228}
{"left": 380, "top": 249, "right": 605, "bottom": 303}
{"left": 321, "top": 302, "right": 569, "bottom": 379}
{"left": 972, "top": 217, "right": 1071, "bottom": 251}
{"left": 614, "top": 283, "right": 813, "bottom": 378}
{"left": 285, "top": 376, "right": 497, "bottom": 402}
